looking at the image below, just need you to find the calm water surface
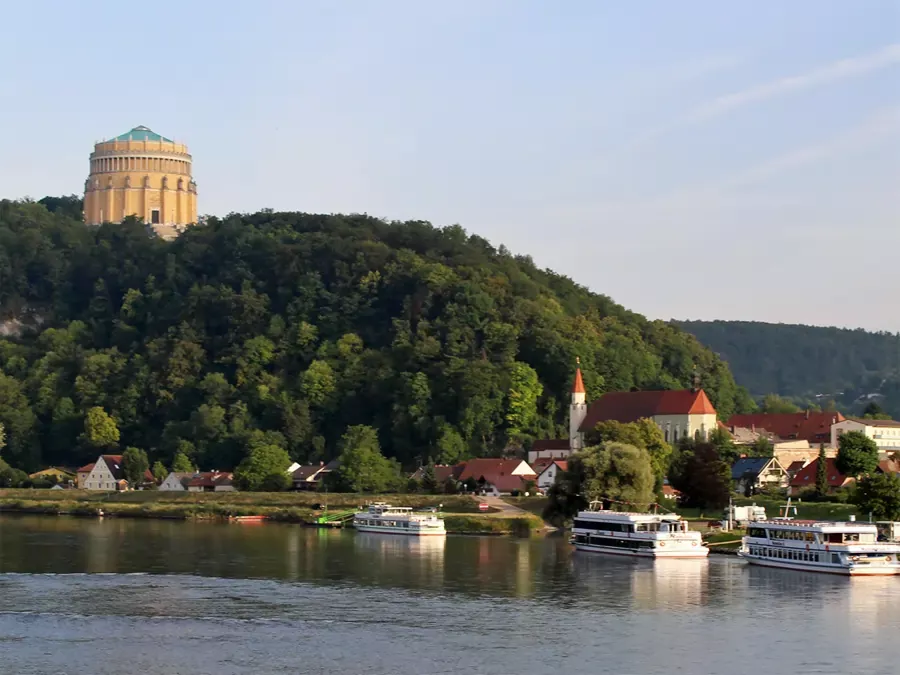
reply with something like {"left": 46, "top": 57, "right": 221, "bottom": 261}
{"left": 1, "top": 515, "right": 897, "bottom": 675}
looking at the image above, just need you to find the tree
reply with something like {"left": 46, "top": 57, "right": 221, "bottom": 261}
{"left": 668, "top": 441, "right": 730, "bottom": 510}
{"left": 121, "top": 447, "right": 149, "bottom": 486}
{"left": 545, "top": 442, "right": 655, "bottom": 523}
{"left": 586, "top": 419, "right": 672, "bottom": 491}
{"left": 171, "top": 451, "right": 196, "bottom": 474}
{"left": 853, "top": 473, "right": 900, "bottom": 521}
{"left": 835, "top": 430, "right": 879, "bottom": 478}
{"left": 335, "top": 425, "right": 401, "bottom": 493}
{"left": 707, "top": 426, "right": 740, "bottom": 464}
{"left": 815, "top": 444, "right": 828, "bottom": 497}
{"left": 233, "top": 442, "right": 291, "bottom": 491}
{"left": 421, "top": 461, "right": 439, "bottom": 494}
{"left": 862, "top": 402, "right": 892, "bottom": 420}
{"left": 505, "top": 362, "right": 543, "bottom": 442}
{"left": 760, "top": 394, "right": 801, "bottom": 414}
{"left": 436, "top": 424, "right": 466, "bottom": 465}
{"left": 81, "top": 407, "right": 120, "bottom": 449}
{"left": 152, "top": 460, "right": 169, "bottom": 483}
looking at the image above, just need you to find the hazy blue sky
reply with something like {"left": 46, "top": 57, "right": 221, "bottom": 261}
{"left": 2, "top": 1, "right": 898, "bottom": 331}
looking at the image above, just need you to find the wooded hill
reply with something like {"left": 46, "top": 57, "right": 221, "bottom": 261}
{"left": 678, "top": 320, "right": 900, "bottom": 417}
{"left": 0, "top": 197, "right": 753, "bottom": 472}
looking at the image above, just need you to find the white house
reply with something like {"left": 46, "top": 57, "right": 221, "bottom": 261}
{"left": 159, "top": 472, "right": 194, "bottom": 491}
{"left": 535, "top": 460, "right": 567, "bottom": 490}
{"left": 832, "top": 418, "right": 900, "bottom": 452}
{"left": 82, "top": 455, "right": 125, "bottom": 491}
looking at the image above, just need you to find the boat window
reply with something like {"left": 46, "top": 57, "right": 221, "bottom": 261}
{"left": 843, "top": 533, "right": 860, "bottom": 543}
{"left": 858, "top": 533, "right": 875, "bottom": 543}
{"left": 748, "top": 527, "right": 767, "bottom": 538}
{"left": 832, "top": 553, "right": 840, "bottom": 564}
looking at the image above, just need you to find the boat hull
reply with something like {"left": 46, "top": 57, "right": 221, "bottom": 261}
{"left": 740, "top": 554, "right": 900, "bottom": 576}
{"left": 574, "top": 543, "right": 709, "bottom": 558}
{"left": 354, "top": 524, "right": 446, "bottom": 536}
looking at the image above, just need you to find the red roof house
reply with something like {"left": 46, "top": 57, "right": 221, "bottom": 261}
{"left": 789, "top": 458, "right": 853, "bottom": 494}
{"left": 457, "top": 458, "right": 537, "bottom": 496}
{"left": 726, "top": 411, "right": 844, "bottom": 445}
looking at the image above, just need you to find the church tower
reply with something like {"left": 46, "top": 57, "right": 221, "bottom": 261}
{"left": 569, "top": 358, "right": 588, "bottom": 451}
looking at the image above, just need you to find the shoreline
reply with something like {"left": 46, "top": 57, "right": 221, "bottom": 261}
{"left": 0, "top": 493, "right": 544, "bottom": 536}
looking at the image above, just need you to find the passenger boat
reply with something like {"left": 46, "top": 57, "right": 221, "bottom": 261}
{"left": 353, "top": 503, "right": 446, "bottom": 536}
{"left": 571, "top": 508, "right": 708, "bottom": 558}
{"left": 739, "top": 520, "right": 900, "bottom": 576}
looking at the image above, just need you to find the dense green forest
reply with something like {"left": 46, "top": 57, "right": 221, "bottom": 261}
{"left": 0, "top": 197, "right": 753, "bottom": 473}
{"left": 678, "top": 320, "right": 900, "bottom": 417}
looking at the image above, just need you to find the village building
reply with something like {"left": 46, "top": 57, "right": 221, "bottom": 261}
{"left": 290, "top": 461, "right": 339, "bottom": 490}
{"left": 730, "top": 457, "right": 788, "bottom": 495}
{"left": 28, "top": 467, "right": 75, "bottom": 484}
{"left": 788, "top": 458, "right": 853, "bottom": 495}
{"left": 80, "top": 455, "right": 152, "bottom": 491}
{"left": 159, "top": 472, "right": 196, "bottom": 491}
{"left": 534, "top": 459, "right": 567, "bottom": 491}
{"left": 76, "top": 463, "right": 95, "bottom": 489}
{"left": 831, "top": 418, "right": 900, "bottom": 452}
{"left": 529, "top": 361, "right": 718, "bottom": 462}
{"left": 726, "top": 411, "right": 844, "bottom": 447}
{"left": 456, "top": 458, "right": 537, "bottom": 496}
{"left": 187, "top": 472, "right": 234, "bottom": 492}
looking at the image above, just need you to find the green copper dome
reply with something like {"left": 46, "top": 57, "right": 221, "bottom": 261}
{"left": 111, "top": 125, "right": 173, "bottom": 143}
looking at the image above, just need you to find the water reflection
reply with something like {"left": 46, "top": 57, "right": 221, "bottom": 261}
{"left": 572, "top": 554, "right": 709, "bottom": 611}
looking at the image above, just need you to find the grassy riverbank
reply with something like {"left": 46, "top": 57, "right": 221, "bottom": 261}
{"left": 0, "top": 489, "right": 544, "bottom": 535}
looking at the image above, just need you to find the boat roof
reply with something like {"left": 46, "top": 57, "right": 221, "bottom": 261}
{"left": 575, "top": 511, "right": 682, "bottom": 522}
{"left": 761, "top": 520, "right": 878, "bottom": 533}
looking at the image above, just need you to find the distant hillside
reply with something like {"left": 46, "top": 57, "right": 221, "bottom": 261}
{"left": 677, "top": 320, "right": 900, "bottom": 417}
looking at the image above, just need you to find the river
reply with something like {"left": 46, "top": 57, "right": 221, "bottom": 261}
{"left": 0, "top": 515, "right": 897, "bottom": 674}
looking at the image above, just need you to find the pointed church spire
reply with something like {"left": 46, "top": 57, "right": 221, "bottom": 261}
{"left": 572, "top": 357, "right": 585, "bottom": 394}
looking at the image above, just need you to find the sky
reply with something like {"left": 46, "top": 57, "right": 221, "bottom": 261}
{"left": 1, "top": 1, "right": 898, "bottom": 331}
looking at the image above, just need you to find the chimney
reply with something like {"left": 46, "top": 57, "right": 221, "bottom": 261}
{"left": 751, "top": 424, "right": 755, "bottom": 433}
{"left": 805, "top": 409, "right": 810, "bottom": 419}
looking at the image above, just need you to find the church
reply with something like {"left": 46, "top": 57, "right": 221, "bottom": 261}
{"left": 528, "top": 361, "right": 718, "bottom": 464}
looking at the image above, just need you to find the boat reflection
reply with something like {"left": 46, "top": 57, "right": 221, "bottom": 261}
{"left": 572, "top": 553, "right": 709, "bottom": 610}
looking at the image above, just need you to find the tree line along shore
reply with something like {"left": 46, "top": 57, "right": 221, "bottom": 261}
{"left": 0, "top": 489, "right": 544, "bottom": 536}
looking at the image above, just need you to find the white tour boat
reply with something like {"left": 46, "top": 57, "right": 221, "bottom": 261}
{"left": 353, "top": 503, "right": 446, "bottom": 536}
{"left": 740, "top": 520, "right": 900, "bottom": 576}
{"left": 571, "top": 508, "right": 709, "bottom": 558}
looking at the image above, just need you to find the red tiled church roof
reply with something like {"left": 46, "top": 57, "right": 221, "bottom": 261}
{"left": 726, "top": 412, "right": 844, "bottom": 443}
{"left": 578, "top": 389, "right": 716, "bottom": 431}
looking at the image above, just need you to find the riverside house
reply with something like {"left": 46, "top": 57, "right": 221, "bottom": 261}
{"left": 81, "top": 455, "right": 154, "bottom": 491}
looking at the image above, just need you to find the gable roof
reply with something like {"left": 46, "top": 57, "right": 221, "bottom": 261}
{"left": 77, "top": 462, "right": 95, "bottom": 473}
{"left": 579, "top": 389, "right": 716, "bottom": 431}
{"left": 457, "top": 458, "right": 536, "bottom": 481}
{"left": 726, "top": 412, "right": 844, "bottom": 443}
{"left": 186, "top": 471, "right": 233, "bottom": 488}
{"left": 536, "top": 460, "right": 567, "bottom": 477}
{"left": 790, "top": 458, "right": 850, "bottom": 488}
{"left": 731, "top": 457, "right": 774, "bottom": 480}
{"left": 99, "top": 455, "right": 125, "bottom": 480}
{"left": 292, "top": 464, "right": 328, "bottom": 481}
{"left": 877, "top": 459, "right": 900, "bottom": 475}
{"left": 111, "top": 125, "right": 173, "bottom": 143}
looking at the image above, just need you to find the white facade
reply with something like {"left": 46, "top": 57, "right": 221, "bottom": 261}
{"left": 569, "top": 390, "right": 587, "bottom": 452}
{"left": 159, "top": 472, "right": 191, "bottom": 491}
{"left": 83, "top": 458, "right": 119, "bottom": 491}
{"left": 536, "top": 461, "right": 565, "bottom": 490}
{"left": 655, "top": 413, "right": 717, "bottom": 444}
{"left": 832, "top": 419, "right": 900, "bottom": 451}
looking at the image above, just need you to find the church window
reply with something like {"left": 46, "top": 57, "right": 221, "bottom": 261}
{"left": 151, "top": 209, "right": 160, "bottom": 224}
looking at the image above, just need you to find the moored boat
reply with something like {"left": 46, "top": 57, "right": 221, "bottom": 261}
{"left": 353, "top": 503, "right": 446, "bottom": 536}
{"left": 739, "top": 520, "right": 900, "bottom": 576}
{"left": 571, "top": 508, "right": 708, "bottom": 558}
